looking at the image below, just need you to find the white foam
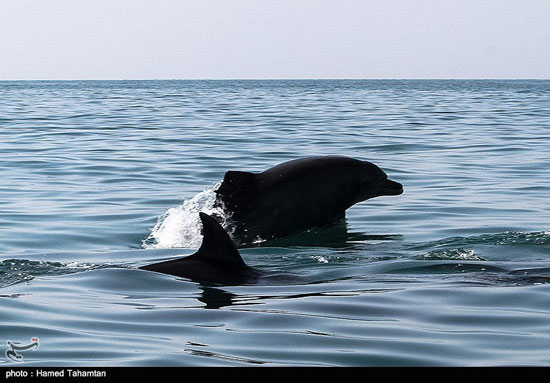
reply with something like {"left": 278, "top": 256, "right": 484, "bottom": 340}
{"left": 142, "top": 182, "right": 232, "bottom": 249}
{"left": 421, "top": 248, "right": 483, "bottom": 261}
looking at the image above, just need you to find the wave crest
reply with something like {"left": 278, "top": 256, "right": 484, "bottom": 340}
{"left": 0, "top": 259, "right": 100, "bottom": 288}
{"left": 411, "top": 230, "right": 550, "bottom": 251}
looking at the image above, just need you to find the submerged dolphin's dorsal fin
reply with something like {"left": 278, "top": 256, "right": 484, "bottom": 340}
{"left": 191, "top": 212, "right": 248, "bottom": 269}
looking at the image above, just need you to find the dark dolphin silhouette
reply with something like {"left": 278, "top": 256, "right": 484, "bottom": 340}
{"left": 140, "top": 212, "right": 255, "bottom": 285}
{"left": 214, "top": 156, "right": 403, "bottom": 245}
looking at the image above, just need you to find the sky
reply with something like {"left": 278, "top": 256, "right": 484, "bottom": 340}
{"left": 1, "top": 0, "right": 549, "bottom": 80}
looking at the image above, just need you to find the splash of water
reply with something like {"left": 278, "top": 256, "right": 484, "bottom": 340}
{"left": 419, "top": 248, "right": 484, "bottom": 261}
{"left": 142, "top": 182, "right": 233, "bottom": 249}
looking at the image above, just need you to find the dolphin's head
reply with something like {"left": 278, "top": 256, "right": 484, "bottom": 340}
{"left": 353, "top": 160, "right": 403, "bottom": 203}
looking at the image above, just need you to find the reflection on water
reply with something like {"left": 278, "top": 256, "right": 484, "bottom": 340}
{"left": 198, "top": 286, "right": 236, "bottom": 309}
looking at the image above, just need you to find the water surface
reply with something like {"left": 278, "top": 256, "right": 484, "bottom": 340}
{"left": 1, "top": 80, "right": 549, "bottom": 366}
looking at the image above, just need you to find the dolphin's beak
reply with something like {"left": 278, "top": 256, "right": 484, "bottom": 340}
{"left": 376, "top": 178, "right": 403, "bottom": 196}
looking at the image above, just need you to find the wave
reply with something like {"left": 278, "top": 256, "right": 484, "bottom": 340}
{"left": 0, "top": 258, "right": 103, "bottom": 288}
{"left": 410, "top": 230, "right": 550, "bottom": 252}
{"left": 407, "top": 230, "right": 550, "bottom": 262}
{"left": 417, "top": 248, "right": 485, "bottom": 261}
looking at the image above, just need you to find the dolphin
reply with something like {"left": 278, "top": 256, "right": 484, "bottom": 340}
{"left": 140, "top": 212, "right": 255, "bottom": 285}
{"left": 214, "top": 155, "right": 403, "bottom": 245}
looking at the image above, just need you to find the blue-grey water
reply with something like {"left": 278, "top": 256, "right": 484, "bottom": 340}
{"left": 0, "top": 80, "right": 549, "bottom": 366}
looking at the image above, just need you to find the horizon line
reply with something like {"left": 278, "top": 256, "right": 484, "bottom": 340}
{"left": 1, "top": 77, "right": 549, "bottom": 81}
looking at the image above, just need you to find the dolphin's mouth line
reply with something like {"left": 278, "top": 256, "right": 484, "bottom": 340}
{"left": 375, "top": 178, "right": 404, "bottom": 196}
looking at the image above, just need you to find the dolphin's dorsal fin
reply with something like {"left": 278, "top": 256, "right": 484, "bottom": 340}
{"left": 215, "top": 170, "right": 257, "bottom": 211}
{"left": 222, "top": 170, "right": 256, "bottom": 190}
{"left": 191, "top": 212, "right": 248, "bottom": 269}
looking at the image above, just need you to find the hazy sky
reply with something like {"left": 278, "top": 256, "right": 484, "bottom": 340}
{"left": 1, "top": 0, "right": 549, "bottom": 79}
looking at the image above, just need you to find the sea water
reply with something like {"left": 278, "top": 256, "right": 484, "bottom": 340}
{"left": 0, "top": 80, "right": 549, "bottom": 366}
